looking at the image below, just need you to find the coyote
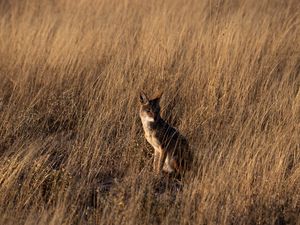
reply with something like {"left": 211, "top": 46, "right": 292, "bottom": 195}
{"left": 139, "top": 91, "right": 192, "bottom": 175}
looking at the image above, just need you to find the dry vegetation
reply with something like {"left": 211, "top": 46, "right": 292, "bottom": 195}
{"left": 0, "top": 0, "right": 299, "bottom": 224}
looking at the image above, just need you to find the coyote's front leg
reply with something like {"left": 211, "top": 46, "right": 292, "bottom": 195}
{"left": 153, "top": 149, "right": 160, "bottom": 173}
{"left": 158, "top": 150, "right": 167, "bottom": 174}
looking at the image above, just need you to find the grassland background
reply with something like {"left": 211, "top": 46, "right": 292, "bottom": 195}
{"left": 0, "top": 0, "right": 299, "bottom": 224}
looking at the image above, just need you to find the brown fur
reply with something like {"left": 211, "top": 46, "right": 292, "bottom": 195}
{"left": 139, "top": 91, "right": 192, "bottom": 175}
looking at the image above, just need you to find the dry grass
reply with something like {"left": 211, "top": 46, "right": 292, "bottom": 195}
{"left": 0, "top": 0, "right": 299, "bottom": 224}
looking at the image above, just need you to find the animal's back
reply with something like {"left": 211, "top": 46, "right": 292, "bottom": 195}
{"left": 154, "top": 119, "right": 192, "bottom": 172}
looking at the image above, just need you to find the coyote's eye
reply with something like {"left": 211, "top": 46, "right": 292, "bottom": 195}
{"left": 146, "top": 108, "right": 151, "bottom": 113}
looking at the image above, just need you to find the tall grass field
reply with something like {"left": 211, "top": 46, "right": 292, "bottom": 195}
{"left": 0, "top": 0, "right": 299, "bottom": 224}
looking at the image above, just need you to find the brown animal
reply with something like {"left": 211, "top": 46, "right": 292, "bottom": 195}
{"left": 139, "top": 91, "right": 192, "bottom": 175}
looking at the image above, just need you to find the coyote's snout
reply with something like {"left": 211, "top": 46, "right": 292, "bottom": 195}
{"left": 139, "top": 91, "right": 192, "bottom": 175}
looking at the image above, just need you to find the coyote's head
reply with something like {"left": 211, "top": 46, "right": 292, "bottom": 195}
{"left": 139, "top": 91, "right": 162, "bottom": 122}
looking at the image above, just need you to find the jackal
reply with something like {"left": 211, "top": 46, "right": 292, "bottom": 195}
{"left": 139, "top": 91, "right": 192, "bottom": 175}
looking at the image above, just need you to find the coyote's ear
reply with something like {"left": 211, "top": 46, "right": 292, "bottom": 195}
{"left": 156, "top": 91, "right": 163, "bottom": 99}
{"left": 140, "top": 91, "right": 149, "bottom": 105}
{"left": 152, "top": 91, "right": 163, "bottom": 104}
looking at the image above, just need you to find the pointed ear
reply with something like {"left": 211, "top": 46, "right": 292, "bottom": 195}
{"left": 139, "top": 91, "right": 149, "bottom": 105}
{"left": 152, "top": 91, "right": 163, "bottom": 104}
{"left": 156, "top": 91, "right": 163, "bottom": 99}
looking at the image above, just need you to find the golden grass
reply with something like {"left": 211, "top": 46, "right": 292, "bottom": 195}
{"left": 0, "top": 0, "right": 299, "bottom": 224}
